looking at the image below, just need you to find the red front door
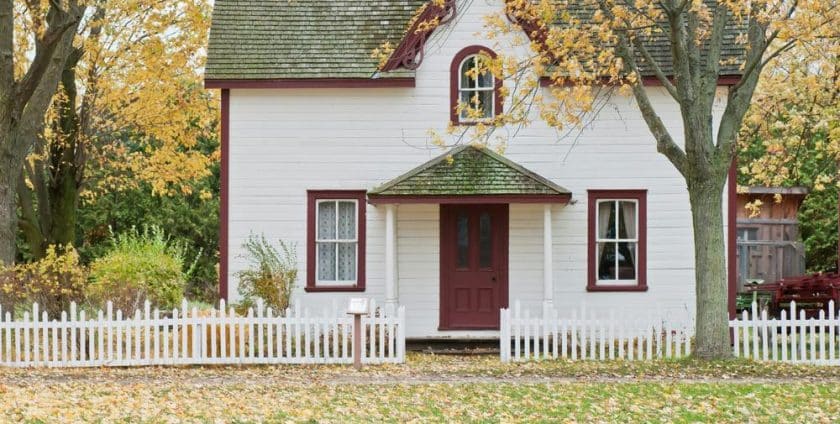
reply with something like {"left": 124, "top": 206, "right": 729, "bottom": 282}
{"left": 440, "top": 204, "right": 509, "bottom": 330}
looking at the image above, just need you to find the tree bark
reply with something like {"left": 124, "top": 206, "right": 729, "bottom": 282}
{"left": 0, "top": 2, "right": 81, "bottom": 265}
{"left": 0, "top": 157, "right": 15, "bottom": 265}
{"left": 687, "top": 175, "right": 731, "bottom": 359}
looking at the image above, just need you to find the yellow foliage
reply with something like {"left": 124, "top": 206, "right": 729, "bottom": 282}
{"left": 0, "top": 245, "right": 88, "bottom": 318}
{"left": 28, "top": 0, "right": 217, "bottom": 200}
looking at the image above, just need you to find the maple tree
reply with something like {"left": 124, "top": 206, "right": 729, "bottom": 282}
{"left": 432, "top": 0, "right": 839, "bottom": 359}
{"left": 0, "top": 0, "right": 85, "bottom": 266}
{"left": 739, "top": 35, "right": 839, "bottom": 271}
{"left": 16, "top": 0, "right": 215, "bottom": 259}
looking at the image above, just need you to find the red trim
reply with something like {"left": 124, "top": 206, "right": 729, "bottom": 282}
{"left": 306, "top": 190, "right": 367, "bottom": 293}
{"left": 368, "top": 194, "right": 571, "bottom": 205}
{"left": 380, "top": 0, "right": 457, "bottom": 72}
{"left": 727, "top": 160, "right": 737, "bottom": 319}
{"left": 450, "top": 46, "right": 504, "bottom": 125}
{"left": 219, "top": 89, "right": 230, "bottom": 301}
{"left": 539, "top": 75, "right": 742, "bottom": 87}
{"left": 587, "top": 190, "right": 648, "bottom": 292}
{"left": 204, "top": 78, "right": 415, "bottom": 89}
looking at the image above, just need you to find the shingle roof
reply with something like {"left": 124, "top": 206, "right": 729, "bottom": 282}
{"left": 553, "top": 1, "right": 747, "bottom": 76}
{"left": 206, "top": 0, "right": 747, "bottom": 80}
{"left": 206, "top": 0, "right": 425, "bottom": 80}
{"left": 368, "top": 145, "right": 571, "bottom": 197}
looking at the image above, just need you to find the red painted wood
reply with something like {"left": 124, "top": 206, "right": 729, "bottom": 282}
{"left": 450, "top": 46, "right": 504, "bottom": 125}
{"left": 586, "top": 190, "right": 648, "bottom": 292}
{"left": 379, "top": 0, "right": 457, "bottom": 72}
{"left": 219, "top": 89, "right": 230, "bottom": 301}
{"left": 306, "top": 190, "right": 367, "bottom": 292}
{"left": 439, "top": 204, "right": 509, "bottom": 330}
{"left": 368, "top": 194, "right": 571, "bottom": 205}
{"left": 728, "top": 160, "right": 737, "bottom": 319}
{"left": 204, "top": 78, "right": 415, "bottom": 89}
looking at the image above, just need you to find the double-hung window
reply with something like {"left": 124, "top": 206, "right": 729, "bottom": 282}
{"left": 587, "top": 190, "right": 647, "bottom": 291}
{"left": 307, "top": 191, "right": 366, "bottom": 291}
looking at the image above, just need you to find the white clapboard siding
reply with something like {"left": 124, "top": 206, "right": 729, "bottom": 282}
{"left": 730, "top": 301, "right": 839, "bottom": 366}
{"left": 501, "top": 301, "right": 693, "bottom": 362}
{"left": 0, "top": 299, "right": 405, "bottom": 368}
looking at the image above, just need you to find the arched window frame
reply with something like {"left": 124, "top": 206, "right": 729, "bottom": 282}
{"left": 450, "top": 46, "right": 503, "bottom": 125}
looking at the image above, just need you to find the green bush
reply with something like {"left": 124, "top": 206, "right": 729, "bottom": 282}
{"left": 88, "top": 226, "right": 195, "bottom": 312}
{"left": 236, "top": 234, "right": 297, "bottom": 313}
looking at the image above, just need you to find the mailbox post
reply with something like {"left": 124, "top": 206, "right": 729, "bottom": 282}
{"left": 347, "top": 298, "right": 370, "bottom": 370}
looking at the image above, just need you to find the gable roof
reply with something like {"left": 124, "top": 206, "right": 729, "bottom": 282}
{"left": 368, "top": 145, "right": 571, "bottom": 200}
{"left": 205, "top": 0, "right": 425, "bottom": 80}
{"left": 206, "top": 0, "right": 747, "bottom": 82}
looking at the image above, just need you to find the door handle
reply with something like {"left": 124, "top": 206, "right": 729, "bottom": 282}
{"left": 491, "top": 276, "right": 497, "bottom": 282}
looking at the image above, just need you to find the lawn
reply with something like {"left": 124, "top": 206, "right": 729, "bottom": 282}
{"left": 1, "top": 354, "right": 838, "bottom": 423}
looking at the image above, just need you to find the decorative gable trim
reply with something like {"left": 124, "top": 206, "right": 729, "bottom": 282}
{"left": 379, "top": 0, "right": 457, "bottom": 72}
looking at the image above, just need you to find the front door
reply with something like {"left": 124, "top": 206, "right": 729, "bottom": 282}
{"left": 440, "top": 204, "right": 509, "bottom": 330}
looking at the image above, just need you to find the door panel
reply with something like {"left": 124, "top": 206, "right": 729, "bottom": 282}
{"left": 440, "top": 204, "right": 509, "bottom": 330}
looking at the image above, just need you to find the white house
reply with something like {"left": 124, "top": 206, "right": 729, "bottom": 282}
{"left": 205, "top": 0, "right": 742, "bottom": 339}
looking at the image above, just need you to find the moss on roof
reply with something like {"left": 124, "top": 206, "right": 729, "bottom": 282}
{"left": 369, "top": 145, "right": 571, "bottom": 196}
{"left": 206, "top": 0, "right": 747, "bottom": 80}
{"left": 206, "top": 0, "right": 425, "bottom": 80}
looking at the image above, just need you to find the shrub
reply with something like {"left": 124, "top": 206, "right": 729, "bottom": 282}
{"left": 236, "top": 234, "right": 297, "bottom": 313}
{"left": 88, "top": 226, "right": 193, "bottom": 312}
{"left": 0, "top": 245, "right": 88, "bottom": 318}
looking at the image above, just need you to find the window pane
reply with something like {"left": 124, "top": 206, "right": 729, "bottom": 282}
{"left": 337, "top": 201, "right": 356, "bottom": 239}
{"left": 479, "top": 212, "right": 492, "bottom": 268}
{"left": 459, "top": 91, "right": 473, "bottom": 119}
{"left": 617, "top": 242, "right": 636, "bottom": 280}
{"left": 618, "top": 201, "right": 636, "bottom": 239}
{"left": 597, "top": 242, "right": 616, "bottom": 280}
{"left": 476, "top": 90, "right": 494, "bottom": 118}
{"left": 337, "top": 242, "right": 356, "bottom": 281}
{"left": 597, "top": 201, "right": 616, "bottom": 239}
{"left": 318, "top": 202, "right": 336, "bottom": 239}
{"left": 460, "top": 57, "right": 476, "bottom": 89}
{"left": 317, "top": 242, "right": 336, "bottom": 281}
{"left": 476, "top": 58, "right": 494, "bottom": 88}
{"left": 457, "top": 213, "right": 469, "bottom": 268}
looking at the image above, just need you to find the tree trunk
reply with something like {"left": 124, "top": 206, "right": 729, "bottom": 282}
{"left": 0, "top": 145, "right": 17, "bottom": 265}
{"left": 687, "top": 177, "right": 731, "bottom": 359}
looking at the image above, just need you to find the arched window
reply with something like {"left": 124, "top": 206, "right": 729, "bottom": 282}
{"left": 450, "top": 46, "right": 502, "bottom": 124}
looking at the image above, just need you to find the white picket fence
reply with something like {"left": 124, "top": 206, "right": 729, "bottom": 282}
{"left": 501, "top": 300, "right": 840, "bottom": 365}
{"left": 732, "top": 301, "right": 839, "bottom": 365}
{"left": 500, "top": 301, "right": 694, "bottom": 362}
{"left": 0, "top": 299, "right": 405, "bottom": 367}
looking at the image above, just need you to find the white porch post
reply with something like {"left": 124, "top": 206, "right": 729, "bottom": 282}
{"left": 543, "top": 204, "right": 554, "bottom": 313}
{"left": 385, "top": 204, "right": 399, "bottom": 311}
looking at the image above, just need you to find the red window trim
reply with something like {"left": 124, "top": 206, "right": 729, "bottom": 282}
{"left": 587, "top": 189, "right": 648, "bottom": 292}
{"left": 306, "top": 190, "right": 367, "bottom": 292}
{"left": 450, "top": 45, "right": 504, "bottom": 125}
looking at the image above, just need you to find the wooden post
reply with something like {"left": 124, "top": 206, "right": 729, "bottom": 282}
{"left": 353, "top": 314, "right": 362, "bottom": 370}
{"left": 543, "top": 205, "right": 554, "bottom": 311}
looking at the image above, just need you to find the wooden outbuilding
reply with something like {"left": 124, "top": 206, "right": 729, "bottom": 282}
{"left": 735, "top": 187, "right": 808, "bottom": 294}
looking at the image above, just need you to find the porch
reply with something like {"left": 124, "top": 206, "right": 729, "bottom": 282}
{"left": 367, "top": 145, "right": 571, "bottom": 338}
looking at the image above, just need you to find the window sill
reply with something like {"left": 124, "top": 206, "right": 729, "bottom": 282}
{"left": 304, "top": 285, "right": 366, "bottom": 293}
{"left": 451, "top": 119, "right": 493, "bottom": 127}
{"left": 586, "top": 284, "right": 648, "bottom": 293}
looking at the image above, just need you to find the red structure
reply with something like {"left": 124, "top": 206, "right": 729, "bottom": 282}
{"left": 747, "top": 273, "right": 840, "bottom": 318}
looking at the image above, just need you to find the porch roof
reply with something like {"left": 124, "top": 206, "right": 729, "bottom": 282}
{"left": 368, "top": 145, "right": 571, "bottom": 204}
